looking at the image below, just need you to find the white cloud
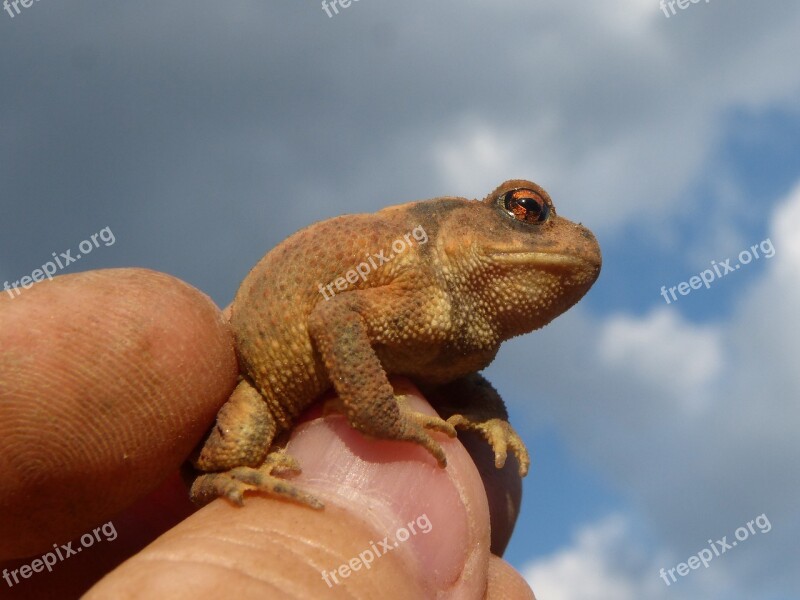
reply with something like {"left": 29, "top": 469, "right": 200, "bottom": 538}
{"left": 429, "top": 1, "right": 800, "bottom": 231}
{"left": 523, "top": 517, "right": 643, "bottom": 600}
{"left": 771, "top": 180, "right": 800, "bottom": 277}
{"left": 523, "top": 516, "right": 730, "bottom": 600}
{"left": 431, "top": 116, "right": 560, "bottom": 199}
{"left": 598, "top": 308, "right": 722, "bottom": 411}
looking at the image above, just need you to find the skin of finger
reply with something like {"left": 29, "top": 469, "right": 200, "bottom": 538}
{"left": 0, "top": 473, "right": 194, "bottom": 599}
{"left": 86, "top": 383, "right": 532, "bottom": 599}
{"left": 457, "top": 429, "right": 523, "bottom": 555}
{"left": 486, "top": 556, "right": 536, "bottom": 600}
{"left": 0, "top": 268, "right": 238, "bottom": 559}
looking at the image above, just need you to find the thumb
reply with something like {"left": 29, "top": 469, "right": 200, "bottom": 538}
{"left": 86, "top": 380, "right": 532, "bottom": 599}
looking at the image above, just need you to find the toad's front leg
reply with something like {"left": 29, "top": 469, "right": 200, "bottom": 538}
{"left": 308, "top": 291, "right": 456, "bottom": 466}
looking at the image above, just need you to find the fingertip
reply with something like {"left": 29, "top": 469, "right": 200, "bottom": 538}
{"left": 0, "top": 268, "right": 237, "bottom": 558}
{"left": 486, "top": 555, "right": 536, "bottom": 599}
{"left": 457, "top": 429, "right": 523, "bottom": 556}
{"left": 286, "top": 379, "right": 493, "bottom": 597}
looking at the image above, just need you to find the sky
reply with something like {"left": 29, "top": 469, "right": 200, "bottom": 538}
{"left": 2, "top": 1, "right": 799, "bottom": 598}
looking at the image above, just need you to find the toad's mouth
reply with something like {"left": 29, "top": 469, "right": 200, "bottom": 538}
{"left": 489, "top": 251, "right": 601, "bottom": 271}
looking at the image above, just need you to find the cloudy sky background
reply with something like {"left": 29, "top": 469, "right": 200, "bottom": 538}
{"left": 2, "top": 1, "right": 799, "bottom": 598}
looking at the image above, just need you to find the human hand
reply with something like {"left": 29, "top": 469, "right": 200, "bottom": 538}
{"left": 0, "top": 268, "right": 535, "bottom": 599}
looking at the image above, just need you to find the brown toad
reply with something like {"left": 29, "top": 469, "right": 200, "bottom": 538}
{"left": 190, "top": 179, "right": 601, "bottom": 508}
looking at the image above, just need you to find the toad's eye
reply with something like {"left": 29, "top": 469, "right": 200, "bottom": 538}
{"left": 501, "top": 189, "right": 550, "bottom": 224}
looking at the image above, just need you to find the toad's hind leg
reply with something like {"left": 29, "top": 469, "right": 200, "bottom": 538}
{"left": 190, "top": 450, "right": 323, "bottom": 509}
{"left": 189, "top": 379, "right": 322, "bottom": 508}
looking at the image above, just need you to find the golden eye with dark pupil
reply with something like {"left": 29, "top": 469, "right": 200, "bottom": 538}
{"left": 503, "top": 189, "right": 550, "bottom": 223}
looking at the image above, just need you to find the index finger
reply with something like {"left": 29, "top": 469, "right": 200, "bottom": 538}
{"left": 0, "top": 268, "right": 238, "bottom": 559}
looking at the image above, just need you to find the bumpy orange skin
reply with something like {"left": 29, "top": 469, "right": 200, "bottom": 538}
{"left": 190, "top": 180, "right": 601, "bottom": 507}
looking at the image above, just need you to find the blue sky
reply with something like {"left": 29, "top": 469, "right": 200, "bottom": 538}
{"left": 2, "top": 1, "right": 799, "bottom": 598}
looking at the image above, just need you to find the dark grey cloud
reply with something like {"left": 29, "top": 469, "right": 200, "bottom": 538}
{"left": 3, "top": 1, "right": 799, "bottom": 304}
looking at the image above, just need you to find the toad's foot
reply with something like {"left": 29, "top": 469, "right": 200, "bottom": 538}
{"left": 395, "top": 394, "right": 457, "bottom": 436}
{"left": 190, "top": 449, "right": 323, "bottom": 509}
{"left": 446, "top": 414, "right": 530, "bottom": 477}
{"left": 394, "top": 394, "right": 457, "bottom": 467}
{"left": 323, "top": 394, "right": 456, "bottom": 467}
